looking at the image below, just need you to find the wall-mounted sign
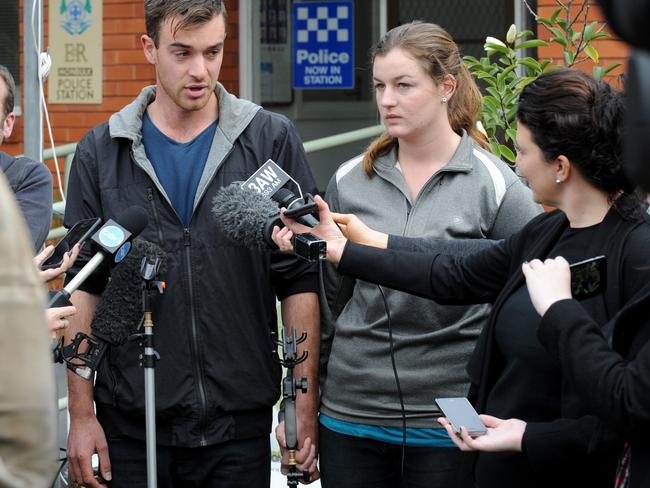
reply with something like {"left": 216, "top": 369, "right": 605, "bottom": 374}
{"left": 292, "top": 1, "right": 354, "bottom": 90}
{"left": 48, "top": 0, "right": 103, "bottom": 104}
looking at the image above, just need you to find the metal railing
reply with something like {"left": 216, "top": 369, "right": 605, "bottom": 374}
{"left": 45, "top": 124, "right": 384, "bottom": 241}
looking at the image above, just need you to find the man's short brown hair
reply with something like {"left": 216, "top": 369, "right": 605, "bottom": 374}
{"left": 0, "top": 65, "right": 16, "bottom": 119}
{"left": 144, "top": 0, "right": 228, "bottom": 47}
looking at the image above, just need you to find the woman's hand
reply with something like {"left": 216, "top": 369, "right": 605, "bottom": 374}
{"left": 34, "top": 243, "right": 81, "bottom": 283}
{"left": 274, "top": 195, "right": 348, "bottom": 264}
{"left": 522, "top": 257, "right": 572, "bottom": 316}
{"left": 331, "top": 212, "right": 388, "bottom": 249}
{"left": 438, "top": 415, "right": 526, "bottom": 452}
{"left": 45, "top": 305, "right": 77, "bottom": 340}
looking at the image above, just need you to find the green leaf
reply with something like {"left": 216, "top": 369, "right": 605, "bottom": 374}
{"left": 584, "top": 45, "right": 599, "bottom": 64}
{"left": 601, "top": 62, "right": 622, "bottom": 76}
{"left": 591, "top": 31, "right": 609, "bottom": 40}
{"left": 550, "top": 36, "right": 568, "bottom": 49}
{"left": 515, "top": 39, "right": 549, "bottom": 50}
{"left": 564, "top": 51, "right": 576, "bottom": 66}
{"left": 550, "top": 7, "right": 563, "bottom": 24}
{"left": 489, "top": 140, "right": 501, "bottom": 156}
{"left": 583, "top": 21, "right": 598, "bottom": 42}
{"left": 499, "top": 144, "right": 516, "bottom": 162}
{"left": 593, "top": 66, "right": 604, "bottom": 79}
{"left": 484, "top": 43, "right": 510, "bottom": 55}
{"left": 517, "top": 56, "right": 543, "bottom": 72}
{"left": 556, "top": 17, "right": 567, "bottom": 30}
{"left": 486, "top": 86, "right": 501, "bottom": 100}
{"left": 536, "top": 17, "right": 553, "bottom": 27}
{"left": 506, "top": 128, "right": 518, "bottom": 143}
{"left": 571, "top": 30, "right": 581, "bottom": 44}
{"left": 515, "top": 30, "right": 534, "bottom": 40}
{"left": 548, "top": 27, "right": 565, "bottom": 39}
{"left": 482, "top": 96, "right": 500, "bottom": 112}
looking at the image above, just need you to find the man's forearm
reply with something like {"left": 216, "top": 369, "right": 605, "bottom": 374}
{"left": 281, "top": 293, "right": 320, "bottom": 415}
{"left": 67, "top": 290, "right": 100, "bottom": 419}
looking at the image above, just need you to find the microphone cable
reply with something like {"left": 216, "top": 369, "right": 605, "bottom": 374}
{"left": 377, "top": 284, "right": 407, "bottom": 480}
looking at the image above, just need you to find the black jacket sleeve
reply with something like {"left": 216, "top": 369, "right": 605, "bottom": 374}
{"left": 338, "top": 237, "right": 513, "bottom": 305}
{"left": 63, "top": 129, "right": 111, "bottom": 295}
{"left": 267, "top": 116, "right": 319, "bottom": 299}
{"left": 538, "top": 295, "right": 650, "bottom": 437}
{"left": 388, "top": 235, "right": 501, "bottom": 255}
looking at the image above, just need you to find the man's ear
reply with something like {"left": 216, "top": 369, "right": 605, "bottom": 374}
{"left": 141, "top": 35, "right": 157, "bottom": 65}
{"left": 1, "top": 112, "right": 15, "bottom": 140}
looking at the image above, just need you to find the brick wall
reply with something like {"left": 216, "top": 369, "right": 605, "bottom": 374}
{"left": 536, "top": 0, "right": 628, "bottom": 85}
{"left": 4, "top": 0, "right": 239, "bottom": 196}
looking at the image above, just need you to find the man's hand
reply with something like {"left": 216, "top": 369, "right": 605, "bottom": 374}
{"left": 275, "top": 417, "right": 319, "bottom": 483}
{"left": 438, "top": 415, "right": 526, "bottom": 452}
{"left": 45, "top": 305, "right": 76, "bottom": 339}
{"left": 67, "top": 415, "right": 112, "bottom": 487}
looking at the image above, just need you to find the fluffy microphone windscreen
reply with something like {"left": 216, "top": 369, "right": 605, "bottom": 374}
{"left": 91, "top": 239, "right": 166, "bottom": 345}
{"left": 212, "top": 182, "right": 280, "bottom": 250}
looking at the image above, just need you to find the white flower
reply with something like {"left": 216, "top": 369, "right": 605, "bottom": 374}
{"left": 506, "top": 24, "right": 517, "bottom": 44}
{"left": 484, "top": 36, "right": 506, "bottom": 51}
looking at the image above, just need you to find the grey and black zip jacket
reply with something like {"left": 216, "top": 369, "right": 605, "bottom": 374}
{"left": 320, "top": 132, "right": 541, "bottom": 428}
{"left": 64, "top": 83, "right": 318, "bottom": 447}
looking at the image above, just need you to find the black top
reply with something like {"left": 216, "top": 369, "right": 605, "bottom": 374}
{"left": 478, "top": 224, "right": 614, "bottom": 487}
{"left": 338, "top": 208, "right": 650, "bottom": 488}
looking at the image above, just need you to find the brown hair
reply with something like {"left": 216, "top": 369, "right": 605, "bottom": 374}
{"left": 363, "top": 21, "right": 488, "bottom": 176}
{"left": 144, "top": 0, "right": 228, "bottom": 47}
{"left": 0, "top": 64, "right": 15, "bottom": 120}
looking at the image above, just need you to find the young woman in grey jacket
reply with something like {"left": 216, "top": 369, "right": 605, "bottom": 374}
{"left": 278, "top": 21, "right": 539, "bottom": 488}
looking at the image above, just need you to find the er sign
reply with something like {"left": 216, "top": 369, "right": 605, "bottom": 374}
{"left": 292, "top": 1, "right": 354, "bottom": 90}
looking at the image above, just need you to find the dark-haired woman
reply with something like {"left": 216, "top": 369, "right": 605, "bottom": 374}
{"left": 292, "top": 21, "right": 539, "bottom": 488}
{"left": 275, "top": 68, "right": 650, "bottom": 488}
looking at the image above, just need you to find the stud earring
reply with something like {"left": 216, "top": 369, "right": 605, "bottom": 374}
{"left": 441, "top": 97, "right": 448, "bottom": 103}
{"left": 555, "top": 178, "right": 561, "bottom": 184}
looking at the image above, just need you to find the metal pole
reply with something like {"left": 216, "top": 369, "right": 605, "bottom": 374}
{"left": 23, "top": 0, "right": 44, "bottom": 162}
{"left": 143, "top": 309, "right": 157, "bottom": 488}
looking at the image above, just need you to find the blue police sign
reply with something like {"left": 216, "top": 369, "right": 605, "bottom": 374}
{"left": 292, "top": 1, "right": 354, "bottom": 89}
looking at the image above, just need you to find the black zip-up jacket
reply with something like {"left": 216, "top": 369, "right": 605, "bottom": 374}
{"left": 64, "top": 84, "right": 318, "bottom": 447}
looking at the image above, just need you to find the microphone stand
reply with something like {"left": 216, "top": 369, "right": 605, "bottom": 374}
{"left": 275, "top": 327, "right": 310, "bottom": 487}
{"left": 138, "top": 255, "right": 164, "bottom": 488}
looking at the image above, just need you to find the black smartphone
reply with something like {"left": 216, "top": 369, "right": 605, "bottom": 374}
{"left": 569, "top": 255, "right": 607, "bottom": 300}
{"left": 435, "top": 397, "right": 487, "bottom": 437}
{"left": 39, "top": 217, "right": 102, "bottom": 270}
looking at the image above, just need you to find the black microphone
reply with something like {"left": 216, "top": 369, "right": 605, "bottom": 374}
{"left": 212, "top": 183, "right": 323, "bottom": 248}
{"left": 48, "top": 206, "right": 149, "bottom": 308}
{"left": 272, "top": 188, "right": 320, "bottom": 228}
{"left": 59, "top": 239, "right": 167, "bottom": 379}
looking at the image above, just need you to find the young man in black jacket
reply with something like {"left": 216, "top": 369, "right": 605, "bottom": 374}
{"left": 63, "top": 2, "right": 320, "bottom": 487}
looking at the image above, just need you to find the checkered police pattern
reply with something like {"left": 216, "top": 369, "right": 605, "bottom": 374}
{"left": 295, "top": 4, "right": 351, "bottom": 44}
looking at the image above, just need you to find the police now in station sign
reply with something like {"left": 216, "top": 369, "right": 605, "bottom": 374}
{"left": 292, "top": 1, "right": 354, "bottom": 89}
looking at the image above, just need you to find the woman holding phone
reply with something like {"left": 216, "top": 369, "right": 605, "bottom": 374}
{"left": 274, "top": 68, "right": 650, "bottom": 488}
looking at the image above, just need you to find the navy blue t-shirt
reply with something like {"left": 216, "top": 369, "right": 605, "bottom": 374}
{"left": 142, "top": 111, "right": 217, "bottom": 226}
